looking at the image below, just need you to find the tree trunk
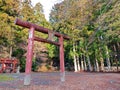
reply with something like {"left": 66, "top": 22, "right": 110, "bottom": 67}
{"left": 81, "top": 55, "right": 84, "bottom": 71}
{"left": 98, "top": 47, "right": 104, "bottom": 72}
{"left": 116, "top": 57, "right": 118, "bottom": 71}
{"left": 113, "top": 44, "right": 118, "bottom": 71}
{"left": 86, "top": 47, "right": 92, "bottom": 71}
{"left": 95, "top": 58, "right": 99, "bottom": 72}
{"left": 94, "top": 60, "right": 96, "bottom": 71}
{"left": 76, "top": 55, "right": 81, "bottom": 71}
{"left": 73, "top": 43, "right": 78, "bottom": 72}
{"left": 100, "top": 57, "right": 104, "bottom": 71}
{"left": 117, "top": 42, "right": 120, "bottom": 49}
{"left": 87, "top": 55, "right": 92, "bottom": 71}
{"left": 105, "top": 45, "right": 111, "bottom": 70}
{"left": 117, "top": 42, "right": 120, "bottom": 71}
{"left": 83, "top": 54, "right": 87, "bottom": 71}
{"left": 9, "top": 46, "right": 12, "bottom": 59}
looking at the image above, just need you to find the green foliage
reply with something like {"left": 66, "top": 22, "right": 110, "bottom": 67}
{"left": 47, "top": 44, "right": 56, "bottom": 58}
{"left": 0, "top": 0, "right": 51, "bottom": 71}
{"left": 12, "top": 48, "right": 25, "bottom": 58}
{"left": 32, "top": 58, "right": 37, "bottom": 71}
{"left": 49, "top": 0, "right": 120, "bottom": 71}
{"left": 19, "top": 57, "right": 26, "bottom": 72}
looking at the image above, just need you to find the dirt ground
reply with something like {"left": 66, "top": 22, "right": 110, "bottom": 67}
{"left": 0, "top": 72, "right": 120, "bottom": 90}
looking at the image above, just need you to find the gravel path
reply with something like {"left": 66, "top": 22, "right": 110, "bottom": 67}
{"left": 0, "top": 72, "right": 120, "bottom": 90}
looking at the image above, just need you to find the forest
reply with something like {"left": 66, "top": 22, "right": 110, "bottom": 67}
{"left": 0, "top": 0, "right": 120, "bottom": 72}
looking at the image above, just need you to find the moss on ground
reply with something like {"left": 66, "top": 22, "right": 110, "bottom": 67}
{"left": 0, "top": 75, "right": 14, "bottom": 81}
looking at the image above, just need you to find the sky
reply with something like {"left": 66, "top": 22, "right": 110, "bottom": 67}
{"left": 31, "top": 0, "right": 63, "bottom": 21}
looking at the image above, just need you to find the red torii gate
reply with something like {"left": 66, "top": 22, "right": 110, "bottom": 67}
{"left": 15, "top": 19, "right": 70, "bottom": 85}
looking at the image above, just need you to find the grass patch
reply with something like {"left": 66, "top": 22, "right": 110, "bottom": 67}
{"left": 0, "top": 75, "right": 14, "bottom": 81}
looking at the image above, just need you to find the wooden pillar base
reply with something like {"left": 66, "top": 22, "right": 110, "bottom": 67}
{"left": 60, "top": 72, "right": 65, "bottom": 82}
{"left": 24, "top": 74, "right": 31, "bottom": 85}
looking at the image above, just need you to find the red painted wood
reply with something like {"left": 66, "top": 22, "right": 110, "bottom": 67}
{"left": 0, "top": 58, "right": 19, "bottom": 73}
{"left": 59, "top": 36, "right": 65, "bottom": 73}
{"left": 15, "top": 18, "right": 70, "bottom": 40}
{"left": 15, "top": 19, "right": 70, "bottom": 85}
{"left": 25, "top": 27, "right": 34, "bottom": 74}
{"left": 34, "top": 37, "right": 60, "bottom": 46}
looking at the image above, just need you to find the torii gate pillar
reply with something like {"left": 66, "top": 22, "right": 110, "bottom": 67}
{"left": 15, "top": 18, "right": 70, "bottom": 85}
{"left": 24, "top": 27, "right": 34, "bottom": 85}
{"left": 59, "top": 36, "right": 65, "bottom": 81}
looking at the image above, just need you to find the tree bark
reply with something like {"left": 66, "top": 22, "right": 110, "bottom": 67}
{"left": 105, "top": 45, "right": 111, "bottom": 70}
{"left": 81, "top": 55, "right": 84, "bottom": 71}
{"left": 9, "top": 46, "right": 12, "bottom": 59}
{"left": 117, "top": 42, "right": 120, "bottom": 49}
{"left": 95, "top": 58, "right": 99, "bottom": 72}
{"left": 73, "top": 43, "right": 78, "bottom": 72}
{"left": 83, "top": 54, "right": 87, "bottom": 71}
{"left": 87, "top": 55, "right": 92, "bottom": 71}
{"left": 113, "top": 44, "right": 118, "bottom": 71}
{"left": 76, "top": 55, "right": 81, "bottom": 71}
{"left": 86, "top": 47, "right": 92, "bottom": 71}
{"left": 100, "top": 57, "right": 104, "bottom": 71}
{"left": 117, "top": 42, "right": 120, "bottom": 71}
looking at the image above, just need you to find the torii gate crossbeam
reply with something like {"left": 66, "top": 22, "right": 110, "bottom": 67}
{"left": 15, "top": 19, "right": 70, "bottom": 85}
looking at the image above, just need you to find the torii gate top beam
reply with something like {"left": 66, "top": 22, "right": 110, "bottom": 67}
{"left": 15, "top": 19, "right": 70, "bottom": 40}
